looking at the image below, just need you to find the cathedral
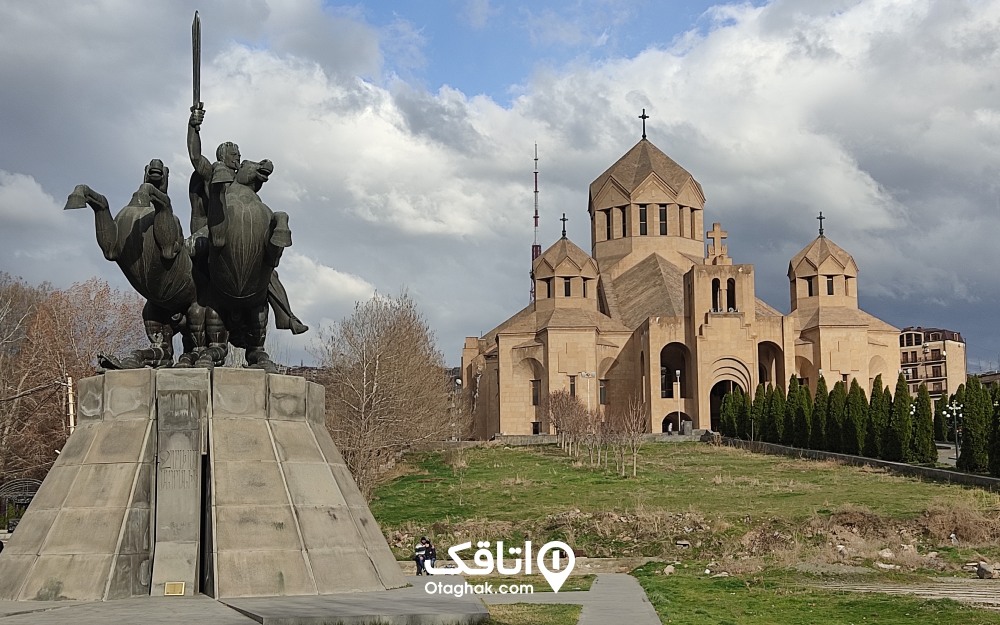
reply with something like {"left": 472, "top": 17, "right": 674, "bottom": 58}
{"left": 461, "top": 127, "right": 900, "bottom": 439}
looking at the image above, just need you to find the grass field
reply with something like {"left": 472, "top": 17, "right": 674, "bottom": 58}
{"left": 372, "top": 443, "right": 1000, "bottom": 623}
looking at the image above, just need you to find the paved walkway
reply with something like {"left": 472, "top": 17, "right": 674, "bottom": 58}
{"left": 479, "top": 573, "right": 661, "bottom": 625}
{"left": 0, "top": 581, "right": 488, "bottom": 625}
{"left": 0, "top": 573, "right": 660, "bottom": 624}
{"left": 818, "top": 578, "right": 1000, "bottom": 611}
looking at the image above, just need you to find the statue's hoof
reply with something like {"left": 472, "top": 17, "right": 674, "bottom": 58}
{"left": 194, "top": 355, "right": 216, "bottom": 369}
{"left": 290, "top": 317, "right": 309, "bottom": 335}
{"left": 64, "top": 189, "right": 87, "bottom": 210}
{"left": 175, "top": 353, "right": 197, "bottom": 368}
{"left": 270, "top": 226, "right": 292, "bottom": 248}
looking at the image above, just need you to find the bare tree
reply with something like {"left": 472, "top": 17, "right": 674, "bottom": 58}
{"left": 0, "top": 277, "right": 144, "bottom": 483}
{"left": 612, "top": 396, "right": 648, "bottom": 477}
{"left": 544, "top": 390, "right": 587, "bottom": 457}
{"left": 311, "top": 291, "right": 450, "bottom": 499}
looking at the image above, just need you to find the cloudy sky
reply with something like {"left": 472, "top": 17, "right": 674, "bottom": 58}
{"left": 2, "top": 0, "right": 1000, "bottom": 371}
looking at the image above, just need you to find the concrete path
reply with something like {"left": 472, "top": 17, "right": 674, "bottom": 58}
{"left": 818, "top": 578, "right": 1000, "bottom": 611}
{"left": 0, "top": 582, "right": 488, "bottom": 625}
{"left": 479, "top": 573, "right": 661, "bottom": 625}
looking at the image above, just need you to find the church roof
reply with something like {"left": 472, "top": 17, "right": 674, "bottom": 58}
{"left": 480, "top": 301, "right": 630, "bottom": 343}
{"left": 755, "top": 298, "right": 783, "bottom": 317}
{"left": 610, "top": 253, "right": 687, "bottom": 329}
{"left": 589, "top": 138, "right": 702, "bottom": 199}
{"left": 788, "top": 235, "right": 856, "bottom": 275}
{"left": 533, "top": 237, "right": 595, "bottom": 275}
{"left": 791, "top": 306, "right": 899, "bottom": 334}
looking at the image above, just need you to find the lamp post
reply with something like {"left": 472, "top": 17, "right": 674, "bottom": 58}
{"left": 944, "top": 400, "right": 962, "bottom": 461}
{"left": 675, "top": 370, "right": 681, "bottom": 434}
{"left": 450, "top": 377, "right": 463, "bottom": 441}
{"left": 579, "top": 371, "right": 596, "bottom": 412}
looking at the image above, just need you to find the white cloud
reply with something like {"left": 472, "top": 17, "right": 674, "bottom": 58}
{"left": 3, "top": 0, "right": 1000, "bottom": 370}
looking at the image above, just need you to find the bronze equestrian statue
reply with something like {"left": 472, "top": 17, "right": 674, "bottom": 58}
{"left": 64, "top": 160, "right": 226, "bottom": 368}
{"left": 187, "top": 106, "right": 304, "bottom": 373}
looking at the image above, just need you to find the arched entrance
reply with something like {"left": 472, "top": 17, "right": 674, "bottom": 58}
{"left": 757, "top": 341, "right": 784, "bottom": 387}
{"left": 709, "top": 381, "right": 740, "bottom": 431}
{"left": 661, "top": 412, "right": 692, "bottom": 433}
{"left": 659, "top": 343, "right": 691, "bottom": 399}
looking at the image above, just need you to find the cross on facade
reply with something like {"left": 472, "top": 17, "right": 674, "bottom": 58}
{"left": 639, "top": 109, "right": 649, "bottom": 139}
{"left": 560, "top": 213, "right": 568, "bottom": 238}
{"left": 817, "top": 211, "right": 825, "bottom": 237}
{"left": 706, "top": 222, "right": 728, "bottom": 258}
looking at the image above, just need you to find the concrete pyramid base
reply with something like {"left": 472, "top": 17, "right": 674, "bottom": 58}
{"left": 0, "top": 368, "right": 406, "bottom": 601}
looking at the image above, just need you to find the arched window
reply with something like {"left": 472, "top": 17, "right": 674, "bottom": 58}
{"left": 711, "top": 278, "right": 721, "bottom": 312}
{"left": 727, "top": 278, "right": 736, "bottom": 311}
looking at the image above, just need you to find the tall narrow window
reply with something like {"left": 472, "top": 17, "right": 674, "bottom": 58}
{"left": 569, "top": 375, "right": 576, "bottom": 397}
{"left": 604, "top": 209, "right": 612, "bottom": 241}
{"left": 564, "top": 278, "right": 572, "bottom": 297}
{"left": 620, "top": 207, "right": 627, "bottom": 237}
{"left": 726, "top": 278, "right": 736, "bottom": 311}
{"left": 599, "top": 379, "right": 607, "bottom": 405}
{"left": 806, "top": 277, "right": 815, "bottom": 297}
{"left": 545, "top": 278, "right": 553, "bottom": 298}
{"left": 531, "top": 380, "right": 540, "bottom": 406}
{"left": 582, "top": 279, "right": 588, "bottom": 298}
{"left": 826, "top": 275, "right": 834, "bottom": 295}
{"left": 712, "top": 278, "right": 721, "bottom": 312}
{"left": 639, "top": 205, "right": 648, "bottom": 235}
{"left": 659, "top": 205, "right": 667, "bottom": 235}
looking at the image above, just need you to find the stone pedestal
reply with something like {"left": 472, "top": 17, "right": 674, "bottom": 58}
{"left": 0, "top": 369, "right": 405, "bottom": 601}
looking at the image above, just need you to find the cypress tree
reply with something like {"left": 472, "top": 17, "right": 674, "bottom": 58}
{"left": 749, "top": 383, "right": 766, "bottom": 441}
{"left": 783, "top": 376, "right": 800, "bottom": 446}
{"left": 793, "top": 379, "right": 812, "bottom": 448}
{"left": 864, "top": 375, "right": 885, "bottom": 458}
{"left": 958, "top": 378, "right": 990, "bottom": 473}
{"left": 759, "top": 385, "right": 773, "bottom": 443}
{"left": 741, "top": 387, "right": 752, "bottom": 440}
{"left": 886, "top": 373, "right": 912, "bottom": 462}
{"left": 881, "top": 385, "right": 893, "bottom": 457}
{"left": 911, "top": 383, "right": 936, "bottom": 464}
{"left": 933, "top": 396, "right": 947, "bottom": 442}
{"left": 768, "top": 384, "right": 787, "bottom": 444}
{"left": 989, "top": 385, "right": 1000, "bottom": 477}
{"left": 718, "top": 392, "right": 733, "bottom": 436}
{"left": 842, "top": 379, "right": 867, "bottom": 455}
{"left": 810, "top": 375, "right": 828, "bottom": 450}
{"left": 826, "top": 381, "right": 847, "bottom": 453}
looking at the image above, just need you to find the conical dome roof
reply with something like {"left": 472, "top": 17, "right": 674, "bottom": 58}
{"left": 533, "top": 237, "right": 597, "bottom": 278}
{"left": 788, "top": 235, "right": 857, "bottom": 277}
{"left": 589, "top": 138, "right": 702, "bottom": 199}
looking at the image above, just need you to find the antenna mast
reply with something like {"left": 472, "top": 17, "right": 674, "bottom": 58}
{"left": 530, "top": 144, "right": 542, "bottom": 301}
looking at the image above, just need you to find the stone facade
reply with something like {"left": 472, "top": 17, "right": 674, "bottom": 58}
{"left": 462, "top": 137, "right": 901, "bottom": 437}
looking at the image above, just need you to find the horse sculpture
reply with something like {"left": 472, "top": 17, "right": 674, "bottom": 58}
{"left": 64, "top": 159, "right": 228, "bottom": 368}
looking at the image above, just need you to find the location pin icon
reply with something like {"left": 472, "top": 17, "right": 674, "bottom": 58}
{"left": 537, "top": 541, "right": 575, "bottom": 593}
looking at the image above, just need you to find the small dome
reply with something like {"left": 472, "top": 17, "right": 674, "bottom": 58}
{"left": 589, "top": 138, "right": 703, "bottom": 201}
{"left": 788, "top": 235, "right": 857, "bottom": 278}
{"left": 532, "top": 237, "right": 598, "bottom": 280}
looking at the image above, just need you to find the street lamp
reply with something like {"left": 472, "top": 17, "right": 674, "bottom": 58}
{"left": 675, "top": 370, "right": 681, "bottom": 434}
{"left": 450, "top": 377, "right": 463, "bottom": 441}
{"left": 943, "top": 400, "right": 962, "bottom": 461}
{"left": 579, "top": 371, "right": 596, "bottom": 412}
